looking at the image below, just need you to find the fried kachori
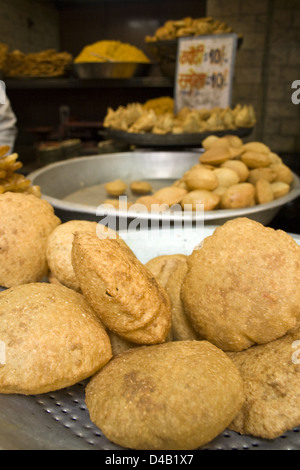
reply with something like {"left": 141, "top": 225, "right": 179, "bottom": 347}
{"left": 0, "top": 192, "right": 60, "bottom": 288}
{"left": 145, "top": 254, "right": 187, "bottom": 287}
{"left": 228, "top": 325, "right": 300, "bottom": 439}
{"left": 0, "top": 283, "right": 112, "bottom": 394}
{"left": 71, "top": 231, "right": 172, "bottom": 344}
{"left": 85, "top": 340, "right": 245, "bottom": 450}
{"left": 46, "top": 220, "right": 119, "bottom": 292}
{"left": 181, "top": 218, "right": 300, "bottom": 352}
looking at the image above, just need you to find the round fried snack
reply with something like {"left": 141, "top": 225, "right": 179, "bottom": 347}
{"left": 105, "top": 179, "right": 127, "bottom": 196}
{"left": 181, "top": 190, "right": 220, "bottom": 211}
{"left": 0, "top": 192, "right": 61, "bottom": 288}
{"left": 72, "top": 232, "right": 172, "bottom": 344}
{"left": 145, "top": 254, "right": 187, "bottom": 287}
{"left": 153, "top": 186, "right": 187, "bottom": 206}
{"left": 181, "top": 218, "right": 300, "bottom": 352}
{"left": 46, "top": 220, "right": 98, "bottom": 291}
{"left": 0, "top": 283, "right": 112, "bottom": 394}
{"left": 184, "top": 166, "right": 218, "bottom": 191}
{"left": 165, "top": 261, "right": 199, "bottom": 341}
{"left": 85, "top": 340, "right": 245, "bottom": 450}
{"left": 228, "top": 325, "right": 300, "bottom": 439}
{"left": 220, "top": 183, "right": 255, "bottom": 209}
{"left": 130, "top": 181, "right": 152, "bottom": 194}
{"left": 46, "top": 220, "right": 119, "bottom": 292}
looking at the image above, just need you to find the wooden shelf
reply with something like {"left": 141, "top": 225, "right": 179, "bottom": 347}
{"left": 5, "top": 76, "right": 173, "bottom": 90}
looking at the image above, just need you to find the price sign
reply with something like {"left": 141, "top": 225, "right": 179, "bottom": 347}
{"left": 174, "top": 33, "right": 238, "bottom": 113}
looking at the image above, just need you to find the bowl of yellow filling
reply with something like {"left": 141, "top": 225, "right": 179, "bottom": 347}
{"left": 72, "top": 40, "right": 152, "bottom": 79}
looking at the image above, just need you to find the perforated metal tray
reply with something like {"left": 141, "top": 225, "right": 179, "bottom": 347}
{"left": 1, "top": 227, "right": 300, "bottom": 450}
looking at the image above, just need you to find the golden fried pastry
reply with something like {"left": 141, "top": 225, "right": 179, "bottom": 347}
{"left": 228, "top": 325, "right": 300, "bottom": 439}
{"left": 255, "top": 179, "right": 274, "bottom": 205}
{"left": 271, "top": 181, "right": 291, "bottom": 199}
{"left": 46, "top": 220, "right": 99, "bottom": 291}
{"left": 72, "top": 232, "right": 172, "bottom": 344}
{"left": 213, "top": 167, "right": 240, "bottom": 187}
{"left": 242, "top": 141, "right": 270, "bottom": 155}
{"left": 0, "top": 283, "right": 112, "bottom": 394}
{"left": 181, "top": 218, "right": 300, "bottom": 352}
{"left": 0, "top": 192, "right": 60, "bottom": 288}
{"left": 146, "top": 254, "right": 187, "bottom": 287}
{"left": 105, "top": 179, "right": 127, "bottom": 196}
{"left": 184, "top": 166, "right": 219, "bottom": 191}
{"left": 199, "top": 146, "right": 231, "bottom": 165}
{"left": 220, "top": 183, "right": 255, "bottom": 209}
{"left": 241, "top": 151, "right": 271, "bottom": 169}
{"left": 85, "top": 340, "right": 245, "bottom": 450}
{"left": 130, "top": 181, "right": 152, "bottom": 194}
{"left": 153, "top": 186, "right": 187, "bottom": 207}
{"left": 271, "top": 163, "right": 294, "bottom": 185}
{"left": 247, "top": 167, "right": 277, "bottom": 184}
{"left": 181, "top": 190, "right": 220, "bottom": 211}
{"left": 221, "top": 160, "right": 250, "bottom": 182}
{"left": 165, "top": 261, "right": 199, "bottom": 341}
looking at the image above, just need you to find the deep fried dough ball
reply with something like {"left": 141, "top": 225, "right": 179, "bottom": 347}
{"left": 72, "top": 232, "right": 172, "bottom": 344}
{"left": 181, "top": 218, "right": 300, "bottom": 352}
{"left": 0, "top": 283, "right": 112, "bottom": 394}
{"left": 228, "top": 324, "right": 300, "bottom": 439}
{"left": 85, "top": 340, "right": 245, "bottom": 450}
{"left": 0, "top": 192, "right": 60, "bottom": 287}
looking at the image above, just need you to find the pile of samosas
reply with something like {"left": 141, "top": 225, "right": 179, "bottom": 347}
{"left": 103, "top": 99, "right": 256, "bottom": 135}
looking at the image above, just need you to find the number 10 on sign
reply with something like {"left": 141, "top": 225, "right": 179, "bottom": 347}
{"left": 174, "top": 33, "right": 238, "bottom": 112}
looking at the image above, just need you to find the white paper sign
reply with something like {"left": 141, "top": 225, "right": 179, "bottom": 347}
{"left": 174, "top": 33, "right": 238, "bottom": 113}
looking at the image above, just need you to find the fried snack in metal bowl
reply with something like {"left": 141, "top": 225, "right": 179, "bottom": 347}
{"left": 0, "top": 283, "right": 112, "bottom": 394}
{"left": 71, "top": 232, "right": 172, "bottom": 344}
{"left": 85, "top": 340, "right": 245, "bottom": 450}
{"left": 0, "top": 192, "right": 60, "bottom": 288}
{"left": 228, "top": 324, "right": 300, "bottom": 439}
{"left": 181, "top": 217, "right": 300, "bottom": 352}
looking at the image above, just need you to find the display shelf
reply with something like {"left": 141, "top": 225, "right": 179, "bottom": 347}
{"left": 5, "top": 76, "right": 173, "bottom": 90}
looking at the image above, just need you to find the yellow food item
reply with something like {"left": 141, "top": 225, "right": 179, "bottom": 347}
{"left": 74, "top": 40, "right": 150, "bottom": 63}
{"left": 143, "top": 96, "right": 174, "bottom": 115}
{"left": 4, "top": 48, "right": 72, "bottom": 78}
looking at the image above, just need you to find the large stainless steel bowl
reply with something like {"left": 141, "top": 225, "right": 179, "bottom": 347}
{"left": 28, "top": 151, "right": 300, "bottom": 227}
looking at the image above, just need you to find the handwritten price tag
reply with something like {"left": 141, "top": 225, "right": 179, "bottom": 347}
{"left": 174, "top": 33, "right": 238, "bottom": 113}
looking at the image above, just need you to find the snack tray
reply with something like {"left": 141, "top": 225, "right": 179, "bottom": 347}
{"left": 27, "top": 151, "right": 300, "bottom": 227}
{"left": 101, "top": 127, "right": 254, "bottom": 148}
{"left": 1, "top": 226, "right": 300, "bottom": 450}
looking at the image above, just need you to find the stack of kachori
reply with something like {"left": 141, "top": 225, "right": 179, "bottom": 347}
{"left": 0, "top": 190, "right": 300, "bottom": 449}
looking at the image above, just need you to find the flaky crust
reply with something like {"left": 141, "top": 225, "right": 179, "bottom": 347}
{"left": 228, "top": 326, "right": 300, "bottom": 439}
{"left": 72, "top": 232, "right": 172, "bottom": 344}
{"left": 0, "top": 283, "right": 112, "bottom": 394}
{"left": 46, "top": 220, "right": 99, "bottom": 291}
{"left": 85, "top": 340, "right": 245, "bottom": 450}
{"left": 181, "top": 218, "right": 300, "bottom": 351}
{"left": 0, "top": 192, "right": 60, "bottom": 287}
